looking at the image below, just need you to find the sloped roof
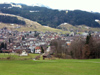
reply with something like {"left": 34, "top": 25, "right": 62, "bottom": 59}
{"left": 35, "top": 46, "right": 40, "bottom": 50}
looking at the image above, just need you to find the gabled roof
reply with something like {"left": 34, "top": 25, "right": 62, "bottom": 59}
{"left": 35, "top": 46, "right": 41, "bottom": 50}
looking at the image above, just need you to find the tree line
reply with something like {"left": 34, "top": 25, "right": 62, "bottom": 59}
{"left": 50, "top": 35, "right": 100, "bottom": 59}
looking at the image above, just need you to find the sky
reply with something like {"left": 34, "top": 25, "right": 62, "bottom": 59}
{"left": 0, "top": 0, "right": 100, "bottom": 12}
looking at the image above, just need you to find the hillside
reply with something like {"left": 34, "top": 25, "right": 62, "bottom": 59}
{"left": 0, "top": 15, "right": 26, "bottom": 25}
{"left": 0, "top": 3, "right": 100, "bottom": 28}
{"left": 0, "top": 13, "right": 68, "bottom": 33}
{"left": 57, "top": 23, "right": 100, "bottom": 32}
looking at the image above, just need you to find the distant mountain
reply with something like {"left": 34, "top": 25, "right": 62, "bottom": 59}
{"left": 15, "top": 3, "right": 27, "bottom": 6}
{"left": 30, "top": 3, "right": 50, "bottom": 8}
{"left": 0, "top": 3, "right": 100, "bottom": 28}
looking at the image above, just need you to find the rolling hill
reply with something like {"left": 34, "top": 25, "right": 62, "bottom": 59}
{"left": 0, "top": 12, "right": 69, "bottom": 33}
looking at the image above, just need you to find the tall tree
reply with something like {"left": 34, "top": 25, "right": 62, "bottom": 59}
{"left": 41, "top": 46, "right": 44, "bottom": 53}
{"left": 86, "top": 33, "right": 91, "bottom": 44}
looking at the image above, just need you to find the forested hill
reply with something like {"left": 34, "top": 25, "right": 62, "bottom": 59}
{"left": 0, "top": 3, "right": 100, "bottom": 28}
{"left": 0, "top": 15, "right": 26, "bottom": 25}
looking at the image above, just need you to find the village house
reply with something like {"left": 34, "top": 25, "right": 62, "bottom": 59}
{"left": 35, "top": 46, "right": 41, "bottom": 54}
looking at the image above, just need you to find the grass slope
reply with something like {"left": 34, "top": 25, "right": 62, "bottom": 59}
{"left": 0, "top": 13, "right": 69, "bottom": 33}
{"left": 0, "top": 58, "right": 100, "bottom": 75}
{"left": 58, "top": 23, "right": 100, "bottom": 32}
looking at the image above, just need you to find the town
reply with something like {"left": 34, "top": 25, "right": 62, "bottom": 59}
{"left": 0, "top": 27, "right": 100, "bottom": 58}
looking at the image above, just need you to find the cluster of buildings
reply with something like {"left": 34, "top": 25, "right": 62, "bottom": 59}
{"left": 0, "top": 27, "right": 100, "bottom": 54}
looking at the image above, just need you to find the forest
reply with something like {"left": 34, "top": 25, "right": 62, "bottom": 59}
{"left": 0, "top": 15, "right": 26, "bottom": 25}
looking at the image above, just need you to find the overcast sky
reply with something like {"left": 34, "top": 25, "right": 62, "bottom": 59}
{"left": 0, "top": 0, "right": 100, "bottom": 12}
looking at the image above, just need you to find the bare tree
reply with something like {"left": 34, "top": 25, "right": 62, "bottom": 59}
{"left": 50, "top": 39, "right": 67, "bottom": 58}
{"left": 69, "top": 38, "right": 85, "bottom": 59}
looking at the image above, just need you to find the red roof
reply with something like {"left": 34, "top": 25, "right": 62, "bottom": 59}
{"left": 35, "top": 47, "right": 40, "bottom": 50}
{"left": 2, "top": 50, "right": 12, "bottom": 52}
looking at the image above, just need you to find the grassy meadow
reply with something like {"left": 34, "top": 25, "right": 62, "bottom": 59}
{"left": 0, "top": 53, "right": 100, "bottom": 75}
{"left": 0, "top": 53, "right": 39, "bottom": 60}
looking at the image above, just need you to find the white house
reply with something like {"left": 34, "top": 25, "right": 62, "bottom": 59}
{"left": 35, "top": 46, "right": 41, "bottom": 54}
{"left": 20, "top": 50, "right": 28, "bottom": 56}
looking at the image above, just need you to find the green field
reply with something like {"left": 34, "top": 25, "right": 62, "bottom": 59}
{"left": 0, "top": 54, "right": 100, "bottom": 75}
{"left": 0, "top": 53, "right": 39, "bottom": 60}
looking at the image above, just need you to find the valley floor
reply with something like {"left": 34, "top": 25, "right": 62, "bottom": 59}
{"left": 0, "top": 57, "right": 100, "bottom": 75}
